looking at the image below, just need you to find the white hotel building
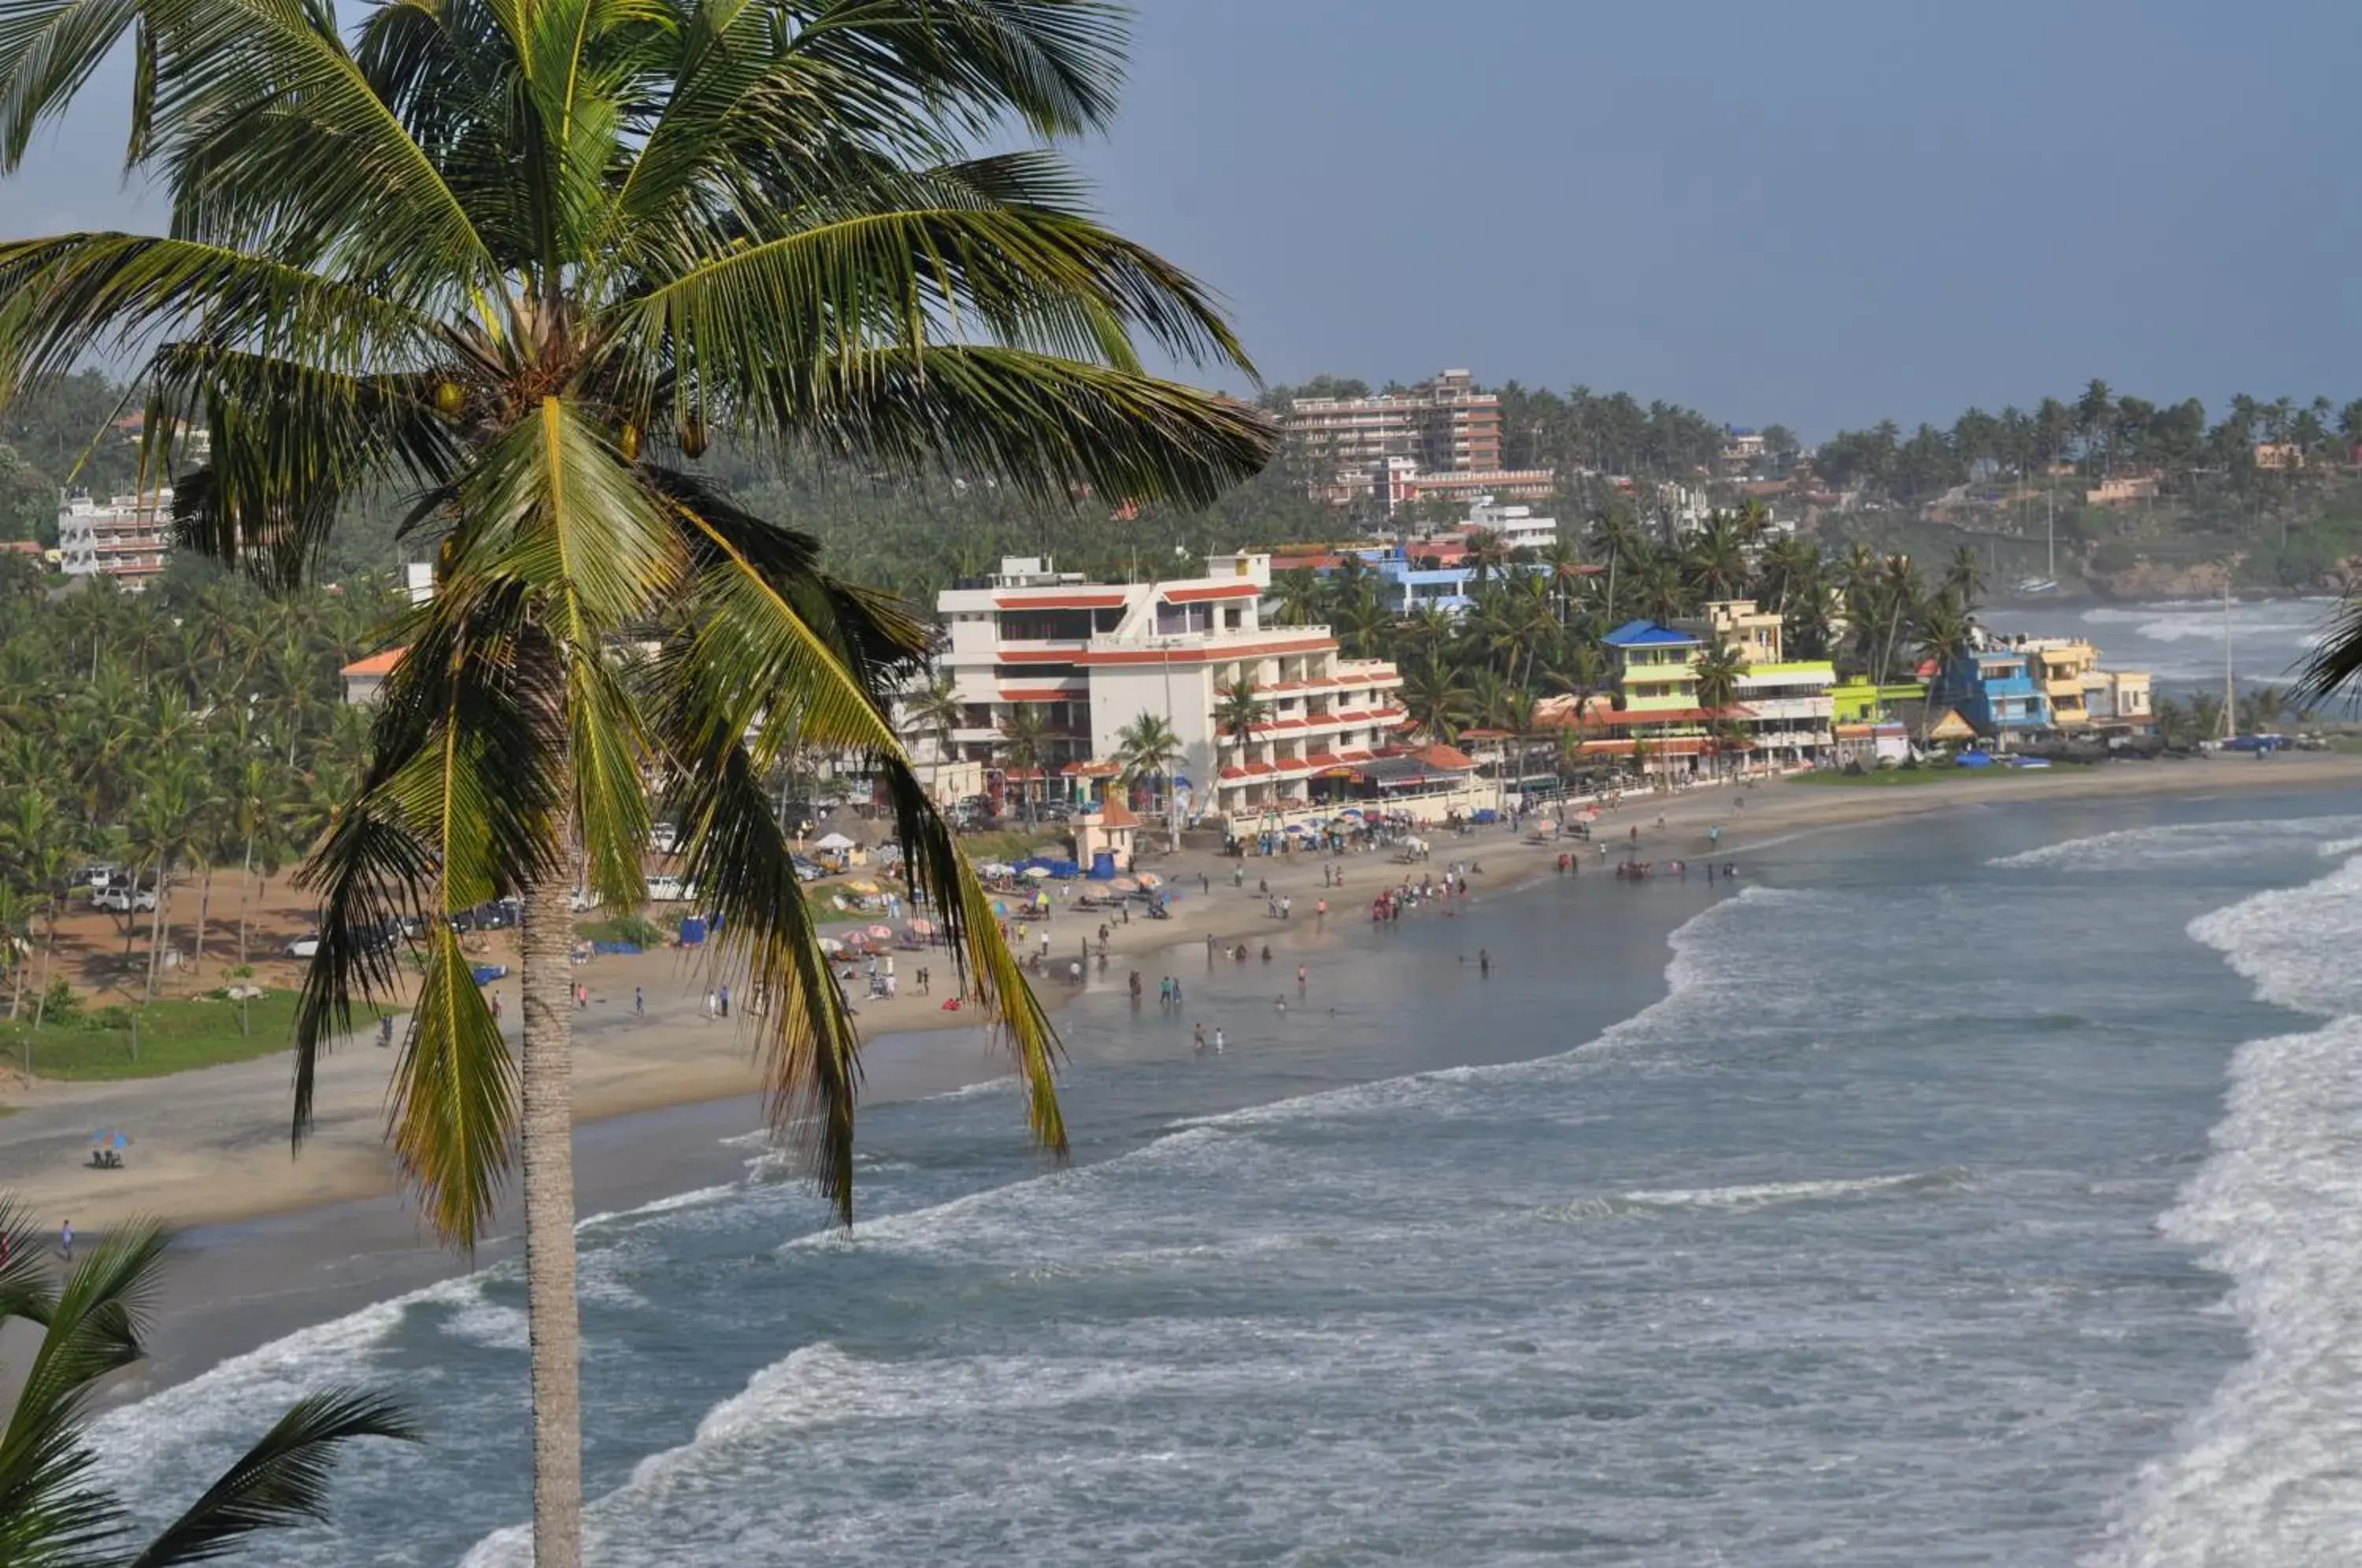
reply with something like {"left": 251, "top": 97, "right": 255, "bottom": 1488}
{"left": 928, "top": 554, "right": 1409, "bottom": 823}
{"left": 57, "top": 489, "right": 175, "bottom": 587}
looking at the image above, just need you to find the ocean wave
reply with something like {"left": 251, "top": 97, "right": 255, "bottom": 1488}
{"left": 87, "top": 1271, "right": 484, "bottom": 1491}
{"left": 1990, "top": 817, "right": 2362, "bottom": 872}
{"left": 2090, "top": 1014, "right": 2362, "bottom": 1566}
{"left": 2092, "top": 848, "right": 2362, "bottom": 1563}
{"left": 1608, "top": 1168, "right": 1974, "bottom": 1213}
{"left": 2187, "top": 856, "right": 2362, "bottom": 1018}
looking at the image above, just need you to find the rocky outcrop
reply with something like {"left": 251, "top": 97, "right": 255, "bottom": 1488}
{"left": 2082, "top": 555, "right": 2237, "bottom": 600}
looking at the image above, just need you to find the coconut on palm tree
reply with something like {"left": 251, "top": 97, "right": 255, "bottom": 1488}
{"left": 0, "top": 1202, "right": 416, "bottom": 1564}
{"left": 0, "top": 6, "right": 1273, "bottom": 1562}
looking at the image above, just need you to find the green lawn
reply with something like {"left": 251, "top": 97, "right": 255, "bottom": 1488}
{"left": 0, "top": 991, "right": 394, "bottom": 1082}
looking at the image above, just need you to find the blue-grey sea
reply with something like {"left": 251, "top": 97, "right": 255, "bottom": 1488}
{"left": 91, "top": 786, "right": 2362, "bottom": 1566}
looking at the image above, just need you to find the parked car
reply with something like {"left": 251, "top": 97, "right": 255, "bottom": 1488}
{"left": 789, "top": 857, "right": 825, "bottom": 883}
{"left": 569, "top": 887, "right": 598, "bottom": 912}
{"left": 285, "top": 934, "right": 321, "bottom": 958}
{"left": 650, "top": 822, "right": 680, "bottom": 855}
{"left": 76, "top": 864, "right": 123, "bottom": 889}
{"left": 644, "top": 874, "right": 697, "bottom": 903}
{"left": 94, "top": 885, "right": 157, "bottom": 914}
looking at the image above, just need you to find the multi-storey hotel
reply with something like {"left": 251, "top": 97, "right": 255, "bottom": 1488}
{"left": 57, "top": 489, "right": 174, "bottom": 587}
{"left": 927, "top": 555, "right": 1409, "bottom": 823}
{"left": 1285, "top": 369, "right": 1554, "bottom": 511}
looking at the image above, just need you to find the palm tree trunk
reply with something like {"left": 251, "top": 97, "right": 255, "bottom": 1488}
{"left": 32, "top": 904, "right": 56, "bottom": 1031}
{"left": 519, "top": 871, "right": 585, "bottom": 1568}
{"left": 235, "top": 835, "right": 254, "bottom": 967}
{"left": 144, "top": 871, "right": 169, "bottom": 1003}
{"left": 192, "top": 869, "right": 212, "bottom": 977}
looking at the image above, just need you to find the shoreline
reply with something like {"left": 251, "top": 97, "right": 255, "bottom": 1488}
{"left": 7, "top": 752, "right": 2361, "bottom": 1252}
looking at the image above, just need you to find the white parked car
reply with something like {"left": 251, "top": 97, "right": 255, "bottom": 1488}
{"left": 569, "top": 888, "right": 598, "bottom": 912}
{"left": 650, "top": 823, "right": 680, "bottom": 855}
{"left": 643, "top": 874, "right": 697, "bottom": 903}
{"left": 285, "top": 934, "right": 322, "bottom": 958}
{"left": 94, "top": 886, "right": 157, "bottom": 914}
{"left": 76, "top": 864, "right": 123, "bottom": 889}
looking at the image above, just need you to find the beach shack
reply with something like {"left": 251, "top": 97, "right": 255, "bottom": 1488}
{"left": 1075, "top": 797, "right": 1141, "bottom": 875}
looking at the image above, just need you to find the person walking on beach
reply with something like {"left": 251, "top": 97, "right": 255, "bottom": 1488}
{"left": 1212, "top": 1026, "right": 1225, "bottom": 1054}
{"left": 634, "top": 985, "right": 645, "bottom": 1017}
{"left": 1296, "top": 963, "right": 1308, "bottom": 996}
{"left": 1478, "top": 948, "right": 1491, "bottom": 978}
{"left": 1194, "top": 1022, "right": 1207, "bottom": 1053}
{"left": 379, "top": 1014, "right": 394, "bottom": 1048}
{"left": 719, "top": 982, "right": 731, "bottom": 1018}
{"left": 704, "top": 989, "right": 718, "bottom": 1023}
{"left": 59, "top": 1219, "right": 72, "bottom": 1261}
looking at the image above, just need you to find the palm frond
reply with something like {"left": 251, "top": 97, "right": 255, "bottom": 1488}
{"left": 0, "top": 1222, "right": 172, "bottom": 1565}
{"left": 0, "top": 0, "right": 141, "bottom": 170}
{"left": 386, "top": 922, "right": 516, "bottom": 1248}
{"left": 0, "top": 232, "right": 436, "bottom": 408}
{"left": 2294, "top": 600, "right": 2362, "bottom": 711}
{"left": 746, "top": 346, "right": 1275, "bottom": 512}
{"left": 124, "top": 1389, "right": 418, "bottom": 1568}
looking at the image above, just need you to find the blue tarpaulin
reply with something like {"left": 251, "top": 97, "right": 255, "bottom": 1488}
{"left": 1088, "top": 852, "right": 1117, "bottom": 880}
{"left": 471, "top": 964, "right": 509, "bottom": 986}
{"left": 592, "top": 941, "right": 643, "bottom": 955}
{"left": 679, "top": 916, "right": 708, "bottom": 947}
{"left": 1956, "top": 750, "right": 1995, "bottom": 767}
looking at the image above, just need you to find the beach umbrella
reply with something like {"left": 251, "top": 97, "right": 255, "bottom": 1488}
{"left": 905, "top": 918, "right": 937, "bottom": 937}
{"left": 813, "top": 831, "right": 857, "bottom": 852}
{"left": 91, "top": 1130, "right": 129, "bottom": 1149}
{"left": 1110, "top": 876, "right": 1138, "bottom": 893}
{"left": 1024, "top": 866, "right": 1053, "bottom": 879}
{"left": 846, "top": 879, "right": 880, "bottom": 896}
{"left": 990, "top": 900, "right": 1010, "bottom": 916}
{"left": 818, "top": 936, "right": 844, "bottom": 954}
{"left": 866, "top": 923, "right": 894, "bottom": 940}
{"left": 1137, "top": 873, "right": 1162, "bottom": 889}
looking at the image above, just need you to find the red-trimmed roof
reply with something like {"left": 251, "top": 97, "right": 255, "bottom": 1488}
{"left": 342, "top": 649, "right": 405, "bottom": 677}
{"left": 1092, "top": 798, "right": 1141, "bottom": 828}
{"left": 998, "top": 687, "right": 1076, "bottom": 702}
{"left": 1219, "top": 765, "right": 1246, "bottom": 780}
{"left": 1161, "top": 582, "right": 1261, "bottom": 602}
{"left": 995, "top": 647, "right": 1086, "bottom": 664}
{"left": 991, "top": 591, "right": 1127, "bottom": 609}
{"left": 1411, "top": 743, "right": 1478, "bottom": 771}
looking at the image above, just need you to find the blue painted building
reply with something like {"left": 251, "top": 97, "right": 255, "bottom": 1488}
{"left": 1938, "top": 649, "right": 2049, "bottom": 736}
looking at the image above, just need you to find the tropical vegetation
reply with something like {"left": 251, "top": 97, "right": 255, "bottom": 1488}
{"left": 0, "top": 5, "right": 1272, "bottom": 1567}
{"left": 0, "top": 1199, "right": 416, "bottom": 1565}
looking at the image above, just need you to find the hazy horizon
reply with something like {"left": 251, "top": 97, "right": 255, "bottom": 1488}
{"left": 6, "top": 0, "right": 2357, "bottom": 438}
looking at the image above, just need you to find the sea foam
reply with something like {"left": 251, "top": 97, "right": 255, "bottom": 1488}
{"left": 2091, "top": 835, "right": 2362, "bottom": 1564}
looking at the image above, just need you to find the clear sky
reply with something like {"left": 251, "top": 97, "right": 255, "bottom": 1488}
{"left": 8, "top": 0, "right": 2358, "bottom": 437}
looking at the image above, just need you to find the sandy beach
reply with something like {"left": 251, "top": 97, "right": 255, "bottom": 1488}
{"left": 6, "top": 751, "right": 2360, "bottom": 1245}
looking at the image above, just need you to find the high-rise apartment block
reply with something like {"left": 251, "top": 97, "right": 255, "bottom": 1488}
{"left": 1284, "top": 369, "right": 1552, "bottom": 510}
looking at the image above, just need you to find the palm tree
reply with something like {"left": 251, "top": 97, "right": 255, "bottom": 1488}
{"left": 1463, "top": 527, "right": 1512, "bottom": 586}
{"left": 902, "top": 673, "right": 968, "bottom": 777}
{"left": 0, "top": 1204, "right": 416, "bottom": 1562}
{"left": 1400, "top": 660, "right": 1474, "bottom": 745}
{"left": 1587, "top": 511, "right": 1646, "bottom": 621}
{"left": 1113, "top": 711, "right": 1183, "bottom": 844}
{"left": 1214, "top": 682, "right": 1263, "bottom": 765}
{"left": 0, "top": 9, "right": 1272, "bottom": 1562}
{"left": 998, "top": 705, "right": 1053, "bottom": 827}
{"left": 1692, "top": 643, "right": 1749, "bottom": 773}
{"left": 1269, "top": 568, "right": 1326, "bottom": 627}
